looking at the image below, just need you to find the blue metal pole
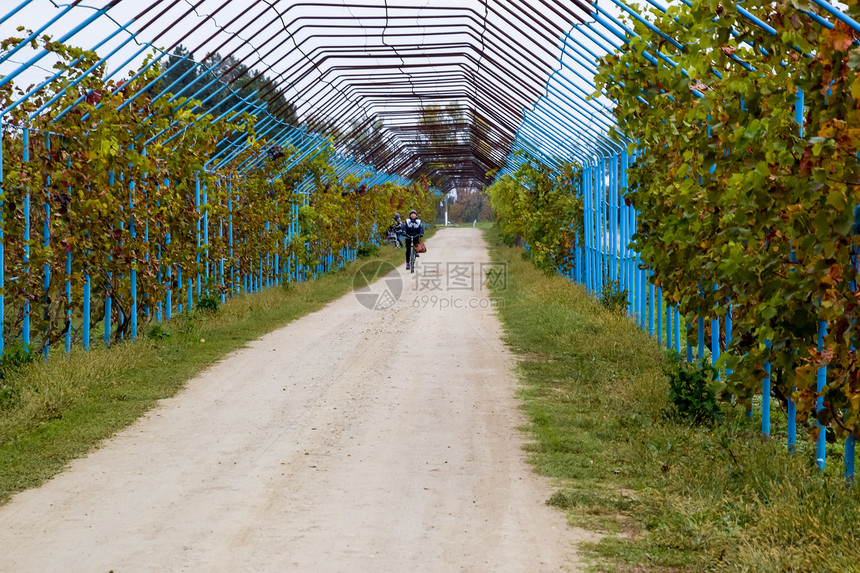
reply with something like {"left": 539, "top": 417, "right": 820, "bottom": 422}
{"left": 619, "top": 182, "right": 626, "bottom": 294}
{"left": 632, "top": 208, "right": 639, "bottom": 321}
{"left": 816, "top": 320, "right": 828, "bottom": 469}
{"left": 648, "top": 273, "right": 655, "bottom": 336}
{"left": 640, "top": 264, "right": 647, "bottom": 330}
{"left": 786, "top": 389, "right": 796, "bottom": 452}
{"left": 166, "top": 263, "right": 172, "bottom": 321}
{"left": 229, "top": 184, "right": 235, "bottom": 296}
{"left": 592, "top": 163, "right": 599, "bottom": 294}
{"left": 763, "top": 341, "right": 772, "bottom": 437}
{"left": 63, "top": 234, "right": 71, "bottom": 354}
{"left": 597, "top": 160, "right": 604, "bottom": 294}
{"left": 587, "top": 162, "right": 594, "bottom": 294}
{"left": 156, "top": 244, "right": 162, "bottom": 324}
{"left": 130, "top": 268, "right": 137, "bottom": 340}
{"left": 104, "top": 271, "right": 111, "bottom": 347}
{"left": 196, "top": 175, "right": 201, "bottom": 302}
{"left": 788, "top": 89, "right": 801, "bottom": 454}
{"left": 611, "top": 154, "right": 619, "bottom": 283}
{"left": 204, "top": 183, "right": 209, "bottom": 291}
{"left": 104, "top": 173, "right": 115, "bottom": 346}
{"left": 22, "top": 129, "right": 30, "bottom": 350}
{"left": 220, "top": 195, "right": 226, "bottom": 305}
{"left": 129, "top": 182, "right": 137, "bottom": 341}
{"left": 83, "top": 273, "right": 90, "bottom": 351}
{"left": 582, "top": 163, "right": 591, "bottom": 292}
{"left": 0, "top": 131, "right": 4, "bottom": 353}
{"left": 166, "top": 224, "right": 172, "bottom": 320}
{"left": 630, "top": 203, "right": 637, "bottom": 316}
{"left": 726, "top": 304, "right": 733, "bottom": 376}
{"left": 712, "top": 312, "right": 720, "bottom": 379}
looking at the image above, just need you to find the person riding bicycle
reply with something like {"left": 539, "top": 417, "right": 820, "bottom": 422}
{"left": 403, "top": 209, "right": 424, "bottom": 270}
{"left": 389, "top": 213, "right": 404, "bottom": 247}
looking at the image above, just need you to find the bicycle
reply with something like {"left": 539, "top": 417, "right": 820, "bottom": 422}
{"left": 383, "top": 230, "right": 400, "bottom": 248}
{"left": 409, "top": 239, "right": 417, "bottom": 273}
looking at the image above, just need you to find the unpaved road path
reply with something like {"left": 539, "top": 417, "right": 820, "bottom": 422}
{"left": 0, "top": 228, "right": 591, "bottom": 572}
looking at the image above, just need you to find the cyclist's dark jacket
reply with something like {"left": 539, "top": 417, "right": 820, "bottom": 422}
{"left": 403, "top": 218, "right": 424, "bottom": 238}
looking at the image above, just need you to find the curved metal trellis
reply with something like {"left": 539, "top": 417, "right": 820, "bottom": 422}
{"left": 4, "top": 0, "right": 860, "bottom": 476}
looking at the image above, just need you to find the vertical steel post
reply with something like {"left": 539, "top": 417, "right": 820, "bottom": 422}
{"left": 229, "top": 183, "right": 234, "bottom": 295}
{"left": 648, "top": 272, "right": 654, "bottom": 336}
{"left": 0, "top": 124, "right": 5, "bottom": 353}
{"left": 83, "top": 273, "right": 90, "bottom": 351}
{"left": 816, "top": 321, "right": 828, "bottom": 469}
{"left": 196, "top": 174, "right": 201, "bottom": 301}
{"left": 22, "top": 128, "right": 30, "bottom": 349}
{"left": 42, "top": 137, "right": 50, "bottom": 359}
{"left": 220, "top": 194, "right": 225, "bottom": 305}
{"left": 203, "top": 181, "right": 209, "bottom": 291}
{"left": 792, "top": 89, "right": 804, "bottom": 456}
{"left": 712, "top": 311, "right": 720, "bottom": 379}
{"left": 763, "top": 340, "right": 772, "bottom": 437}
{"left": 129, "top": 181, "right": 136, "bottom": 341}
{"left": 611, "top": 154, "right": 618, "bottom": 283}
{"left": 64, "top": 234, "right": 71, "bottom": 352}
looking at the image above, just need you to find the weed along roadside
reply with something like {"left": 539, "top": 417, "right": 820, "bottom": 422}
{"left": 486, "top": 227, "right": 860, "bottom": 573}
{"left": 0, "top": 245, "right": 407, "bottom": 506}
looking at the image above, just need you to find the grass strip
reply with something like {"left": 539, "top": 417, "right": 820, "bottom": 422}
{"left": 0, "top": 245, "right": 407, "bottom": 506}
{"left": 487, "top": 228, "right": 860, "bottom": 573}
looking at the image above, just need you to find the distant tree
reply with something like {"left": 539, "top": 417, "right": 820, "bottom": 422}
{"left": 158, "top": 46, "right": 297, "bottom": 125}
{"left": 342, "top": 117, "right": 394, "bottom": 165}
{"left": 448, "top": 190, "right": 493, "bottom": 223}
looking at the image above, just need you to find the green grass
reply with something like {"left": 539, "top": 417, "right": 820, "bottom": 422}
{"left": 487, "top": 228, "right": 860, "bottom": 573}
{"left": 0, "top": 245, "right": 404, "bottom": 506}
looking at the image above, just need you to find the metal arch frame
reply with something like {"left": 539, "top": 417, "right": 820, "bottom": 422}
{"left": 143, "top": 0, "right": 599, "bottom": 188}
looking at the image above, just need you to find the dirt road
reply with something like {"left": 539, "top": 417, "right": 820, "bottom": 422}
{"left": 0, "top": 228, "right": 590, "bottom": 572}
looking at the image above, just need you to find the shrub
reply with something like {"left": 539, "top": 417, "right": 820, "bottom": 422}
{"left": 0, "top": 343, "right": 36, "bottom": 410}
{"left": 663, "top": 352, "right": 722, "bottom": 426}
{"left": 0, "top": 382, "right": 20, "bottom": 410}
{"left": 0, "top": 342, "right": 37, "bottom": 380}
{"left": 197, "top": 294, "right": 219, "bottom": 313}
{"left": 146, "top": 323, "right": 171, "bottom": 340}
{"left": 599, "top": 279, "right": 629, "bottom": 314}
{"left": 357, "top": 243, "right": 380, "bottom": 258}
